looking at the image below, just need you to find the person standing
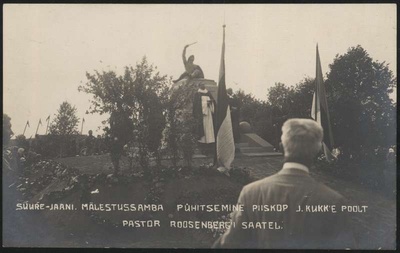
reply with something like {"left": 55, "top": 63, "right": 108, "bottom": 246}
{"left": 193, "top": 83, "right": 216, "bottom": 153}
{"left": 109, "top": 104, "right": 133, "bottom": 175}
{"left": 85, "top": 130, "right": 96, "bottom": 155}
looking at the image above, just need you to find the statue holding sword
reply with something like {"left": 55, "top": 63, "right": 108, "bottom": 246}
{"left": 173, "top": 42, "right": 204, "bottom": 83}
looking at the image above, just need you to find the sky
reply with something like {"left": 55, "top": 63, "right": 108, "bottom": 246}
{"left": 3, "top": 4, "right": 397, "bottom": 137}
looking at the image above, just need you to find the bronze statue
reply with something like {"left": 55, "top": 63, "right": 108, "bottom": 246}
{"left": 173, "top": 43, "right": 204, "bottom": 83}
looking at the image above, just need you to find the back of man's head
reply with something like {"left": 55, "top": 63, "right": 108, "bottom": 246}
{"left": 281, "top": 118, "right": 323, "bottom": 162}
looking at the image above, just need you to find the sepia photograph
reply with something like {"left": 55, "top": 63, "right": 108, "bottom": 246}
{"left": 2, "top": 4, "right": 397, "bottom": 249}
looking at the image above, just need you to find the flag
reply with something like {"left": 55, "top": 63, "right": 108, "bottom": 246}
{"left": 46, "top": 115, "right": 50, "bottom": 121}
{"left": 215, "top": 25, "right": 235, "bottom": 173}
{"left": 26, "top": 121, "right": 30, "bottom": 127}
{"left": 311, "top": 45, "right": 335, "bottom": 162}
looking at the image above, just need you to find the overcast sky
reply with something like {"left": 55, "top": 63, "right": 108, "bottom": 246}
{"left": 4, "top": 4, "right": 396, "bottom": 137}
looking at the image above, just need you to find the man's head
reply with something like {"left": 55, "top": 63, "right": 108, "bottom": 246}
{"left": 281, "top": 118, "right": 323, "bottom": 164}
{"left": 88, "top": 130, "right": 93, "bottom": 136}
{"left": 227, "top": 88, "right": 233, "bottom": 95}
{"left": 188, "top": 55, "right": 195, "bottom": 63}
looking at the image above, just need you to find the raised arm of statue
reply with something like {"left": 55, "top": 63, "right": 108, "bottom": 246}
{"left": 182, "top": 45, "right": 189, "bottom": 65}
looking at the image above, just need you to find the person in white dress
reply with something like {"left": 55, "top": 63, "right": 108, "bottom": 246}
{"left": 193, "top": 83, "right": 216, "bottom": 145}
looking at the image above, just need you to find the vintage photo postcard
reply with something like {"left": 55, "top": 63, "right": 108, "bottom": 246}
{"left": 3, "top": 4, "right": 396, "bottom": 249}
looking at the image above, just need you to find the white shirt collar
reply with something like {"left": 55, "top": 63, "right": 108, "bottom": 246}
{"left": 282, "top": 162, "right": 309, "bottom": 173}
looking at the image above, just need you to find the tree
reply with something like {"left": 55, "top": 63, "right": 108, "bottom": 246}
{"left": 79, "top": 57, "right": 168, "bottom": 172}
{"left": 3, "top": 114, "right": 13, "bottom": 146}
{"left": 235, "top": 89, "right": 263, "bottom": 123}
{"left": 325, "top": 45, "right": 396, "bottom": 159}
{"left": 290, "top": 78, "right": 315, "bottom": 118}
{"left": 15, "top": 134, "right": 29, "bottom": 149}
{"left": 265, "top": 80, "right": 315, "bottom": 147}
{"left": 130, "top": 58, "right": 168, "bottom": 168}
{"left": 267, "top": 82, "right": 294, "bottom": 114}
{"left": 49, "top": 101, "right": 80, "bottom": 135}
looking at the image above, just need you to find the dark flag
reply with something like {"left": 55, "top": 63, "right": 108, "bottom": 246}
{"left": 311, "top": 45, "right": 335, "bottom": 161}
{"left": 215, "top": 25, "right": 235, "bottom": 173}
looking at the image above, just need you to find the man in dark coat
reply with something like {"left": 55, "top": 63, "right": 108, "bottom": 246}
{"left": 109, "top": 105, "right": 133, "bottom": 174}
{"left": 213, "top": 118, "right": 356, "bottom": 249}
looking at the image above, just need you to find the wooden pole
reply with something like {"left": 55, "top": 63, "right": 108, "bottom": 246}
{"left": 23, "top": 121, "right": 29, "bottom": 135}
{"left": 45, "top": 115, "right": 50, "bottom": 134}
{"left": 35, "top": 119, "right": 42, "bottom": 136}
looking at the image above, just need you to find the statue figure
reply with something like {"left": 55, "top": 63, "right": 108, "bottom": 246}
{"left": 173, "top": 43, "right": 204, "bottom": 84}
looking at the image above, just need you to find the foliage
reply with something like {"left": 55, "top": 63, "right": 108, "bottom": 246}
{"left": 79, "top": 57, "right": 169, "bottom": 170}
{"left": 33, "top": 134, "right": 85, "bottom": 158}
{"left": 3, "top": 114, "right": 13, "bottom": 146}
{"left": 325, "top": 45, "right": 396, "bottom": 159}
{"left": 263, "top": 79, "right": 315, "bottom": 146}
{"left": 165, "top": 80, "right": 198, "bottom": 167}
{"left": 233, "top": 45, "right": 396, "bottom": 164}
{"left": 266, "top": 82, "right": 294, "bottom": 114}
{"left": 16, "top": 160, "right": 81, "bottom": 201}
{"left": 233, "top": 89, "right": 276, "bottom": 145}
{"left": 15, "top": 134, "right": 29, "bottom": 149}
{"left": 232, "top": 80, "right": 314, "bottom": 148}
{"left": 49, "top": 101, "right": 80, "bottom": 135}
{"left": 131, "top": 58, "right": 169, "bottom": 167}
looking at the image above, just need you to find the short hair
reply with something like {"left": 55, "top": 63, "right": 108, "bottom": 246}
{"left": 188, "top": 55, "right": 195, "bottom": 61}
{"left": 281, "top": 118, "right": 323, "bottom": 160}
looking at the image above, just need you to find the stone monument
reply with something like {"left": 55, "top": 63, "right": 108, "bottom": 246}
{"left": 171, "top": 43, "right": 280, "bottom": 158}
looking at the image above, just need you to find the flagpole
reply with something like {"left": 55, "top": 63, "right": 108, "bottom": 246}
{"left": 45, "top": 115, "right": 50, "bottom": 135}
{"left": 214, "top": 24, "right": 226, "bottom": 166}
{"left": 23, "top": 121, "right": 29, "bottom": 135}
{"left": 35, "top": 119, "right": 41, "bottom": 136}
{"left": 214, "top": 23, "right": 235, "bottom": 173}
{"left": 311, "top": 44, "right": 335, "bottom": 162}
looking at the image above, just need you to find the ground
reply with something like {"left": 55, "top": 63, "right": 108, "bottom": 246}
{"left": 3, "top": 154, "right": 396, "bottom": 249}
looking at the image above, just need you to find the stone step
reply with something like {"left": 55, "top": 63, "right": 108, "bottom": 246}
{"left": 239, "top": 146, "right": 275, "bottom": 153}
{"left": 193, "top": 154, "right": 207, "bottom": 159}
{"left": 193, "top": 152, "right": 283, "bottom": 159}
{"left": 242, "top": 152, "right": 283, "bottom": 157}
{"left": 235, "top": 143, "right": 249, "bottom": 148}
{"left": 241, "top": 133, "right": 275, "bottom": 152}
